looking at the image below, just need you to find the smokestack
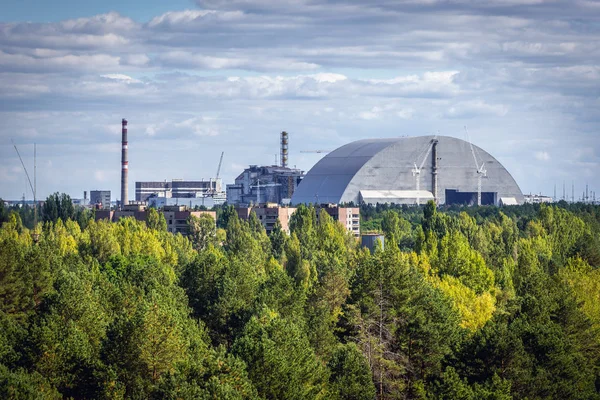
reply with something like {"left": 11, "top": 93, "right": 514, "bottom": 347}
{"left": 121, "top": 118, "right": 128, "bottom": 209}
{"left": 432, "top": 139, "right": 439, "bottom": 204}
{"left": 280, "top": 131, "right": 288, "bottom": 168}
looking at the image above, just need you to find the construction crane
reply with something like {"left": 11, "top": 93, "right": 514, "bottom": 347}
{"left": 12, "top": 140, "right": 38, "bottom": 242}
{"left": 411, "top": 137, "right": 437, "bottom": 205}
{"left": 300, "top": 150, "right": 332, "bottom": 154}
{"left": 465, "top": 127, "right": 487, "bottom": 206}
{"left": 251, "top": 179, "right": 281, "bottom": 205}
{"left": 207, "top": 151, "right": 224, "bottom": 195}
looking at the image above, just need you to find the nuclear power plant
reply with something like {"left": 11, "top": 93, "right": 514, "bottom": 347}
{"left": 106, "top": 119, "right": 527, "bottom": 209}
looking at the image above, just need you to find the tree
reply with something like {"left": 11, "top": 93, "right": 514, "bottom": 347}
{"left": 269, "top": 218, "right": 286, "bottom": 260}
{"left": 146, "top": 208, "right": 167, "bottom": 232}
{"left": 42, "top": 193, "right": 75, "bottom": 223}
{"left": 328, "top": 343, "right": 376, "bottom": 400}
{"left": 187, "top": 213, "right": 216, "bottom": 251}
{"left": 233, "top": 309, "right": 328, "bottom": 399}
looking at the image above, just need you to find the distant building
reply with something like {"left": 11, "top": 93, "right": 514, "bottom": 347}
{"left": 148, "top": 195, "right": 221, "bottom": 209}
{"left": 236, "top": 203, "right": 297, "bottom": 234}
{"left": 236, "top": 203, "right": 360, "bottom": 237}
{"left": 317, "top": 204, "right": 360, "bottom": 238}
{"left": 523, "top": 194, "right": 554, "bottom": 204}
{"left": 292, "top": 136, "right": 524, "bottom": 206}
{"left": 90, "top": 190, "right": 111, "bottom": 210}
{"left": 361, "top": 233, "right": 385, "bottom": 253}
{"left": 227, "top": 165, "right": 304, "bottom": 206}
{"left": 95, "top": 204, "right": 216, "bottom": 235}
{"left": 136, "top": 179, "right": 225, "bottom": 204}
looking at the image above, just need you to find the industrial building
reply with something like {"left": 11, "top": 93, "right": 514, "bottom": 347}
{"left": 524, "top": 194, "right": 554, "bottom": 204}
{"left": 226, "top": 132, "right": 304, "bottom": 206}
{"left": 136, "top": 179, "right": 225, "bottom": 203}
{"left": 147, "top": 195, "right": 222, "bottom": 209}
{"left": 95, "top": 204, "right": 216, "bottom": 235}
{"left": 226, "top": 165, "right": 304, "bottom": 205}
{"left": 90, "top": 190, "right": 111, "bottom": 210}
{"left": 291, "top": 136, "right": 523, "bottom": 206}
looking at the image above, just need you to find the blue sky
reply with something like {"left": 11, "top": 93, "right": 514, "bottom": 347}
{"left": 1, "top": 0, "right": 599, "bottom": 202}
{"left": 0, "top": 0, "right": 195, "bottom": 23}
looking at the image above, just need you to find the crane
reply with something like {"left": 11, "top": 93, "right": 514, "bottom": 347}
{"left": 208, "top": 151, "right": 224, "bottom": 195}
{"left": 464, "top": 126, "right": 487, "bottom": 206}
{"left": 411, "top": 137, "right": 437, "bottom": 205}
{"left": 251, "top": 179, "right": 281, "bottom": 205}
{"left": 300, "top": 150, "right": 332, "bottom": 154}
{"left": 12, "top": 140, "right": 38, "bottom": 242}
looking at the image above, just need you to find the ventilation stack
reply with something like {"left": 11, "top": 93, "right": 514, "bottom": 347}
{"left": 432, "top": 138, "right": 439, "bottom": 203}
{"left": 121, "top": 118, "right": 128, "bottom": 209}
{"left": 280, "top": 131, "right": 288, "bottom": 168}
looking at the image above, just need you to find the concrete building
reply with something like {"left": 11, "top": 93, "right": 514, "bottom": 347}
{"left": 292, "top": 136, "right": 523, "bottom": 206}
{"left": 147, "top": 195, "right": 221, "bottom": 209}
{"left": 95, "top": 204, "right": 216, "bottom": 235}
{"left": 236, "top": 202, "right": 360, "bottom": 237}
{"left": 90, "top": 190, "right": 111, "bottom": 210}
{"left": 523, "top": 194, "right": 554, "bottom": 204}
{"left": 236, "top": 203, "right": 297, "bottom": 234}
{"left": 361, "top": 233, "right": 385, "bottom": 253}
{"left": 317, "top": 204, "right": 360, "bottom": 238}
{"left": 136, "top": 179, "right": 224, "bottom": 203}
{"left": 226, "top": 165, "right": 304, "bottom": 206}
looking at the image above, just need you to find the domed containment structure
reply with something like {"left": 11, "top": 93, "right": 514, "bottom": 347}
{"left": 291, "top": 136, "right": 523, "bottom": 206}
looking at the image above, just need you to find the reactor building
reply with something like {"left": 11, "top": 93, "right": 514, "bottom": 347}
{"left": 291, "top": 135, "right": 523, "bottom": 206}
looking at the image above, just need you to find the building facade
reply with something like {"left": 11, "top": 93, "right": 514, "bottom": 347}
{"left": 90, "top": 190, "right": 111, "bottom": 210}
{"left": 523, "top": 194, "right": 554, "bottom": 204}
{"left": 136, "top": 179, "right": 224, "bottom": 202}
{"left": 95, "top": 204, "right": 216, "bottom": 235}
{"left": 235, "top": 203, "right": 360, "bottom": 237}
{"left": 227, "top": 165, "right": 304, "bottom": 206}
{"left": 317, "top": 204, "right": 360, "bottom": 238}
{"left": 236, "top": 203, "right": 297, "bottom": 234}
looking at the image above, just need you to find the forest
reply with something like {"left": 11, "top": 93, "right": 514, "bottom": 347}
{"left": 0, "top": 195, "right": 599, "bottom": 399}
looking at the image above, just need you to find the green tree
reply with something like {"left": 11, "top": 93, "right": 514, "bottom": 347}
{"left": 328, "top": 343, "right": 376, "bottom": 400}
{"left": 233, "top": 309, "right": 328, "bottom": 399}
{"left": 146, "top": 208, "right": 167, "bottom": 232}
{"left": 269, "top": 218, "right": 286, "bottom": 260}
{"left": 188, "top": 213, "right": 216, "bottom": 251}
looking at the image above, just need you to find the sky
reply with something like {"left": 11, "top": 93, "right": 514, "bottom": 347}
{"left": 1, "top": 0, "right": 599, "bottom": 202}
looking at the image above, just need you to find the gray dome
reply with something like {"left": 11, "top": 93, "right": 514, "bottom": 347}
{"left": 291, "top": 136, "right": 523, "bottom": 206}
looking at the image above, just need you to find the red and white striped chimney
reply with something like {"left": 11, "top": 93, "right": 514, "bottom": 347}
{"left": 121, "top": 118, "right": 128, "bottom": 209}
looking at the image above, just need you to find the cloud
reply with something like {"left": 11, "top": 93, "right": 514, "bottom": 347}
{"left": 445, "top": 100, "right": 509, "bottom": 118}
{"left": 0, "top": 1, "right": 599, "bottom": 199}
{"left": 100, "top": 74, "right": 142, "bottom": 83}
{"left": 534, "top": 151, "right": 551, "bottom": 161}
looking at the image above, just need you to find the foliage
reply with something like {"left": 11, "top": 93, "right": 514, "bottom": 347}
{"left": 0, "top": 202, "right": 599, "bottom": 398}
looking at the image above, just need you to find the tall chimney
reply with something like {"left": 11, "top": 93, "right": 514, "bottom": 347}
{"left": 280, "top": 131, "right": 288, "bottom": 168}
{"left": 121, "top": 118, "right": 128, "bottom": 209}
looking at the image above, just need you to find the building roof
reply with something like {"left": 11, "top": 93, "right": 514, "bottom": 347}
{"left": 291, "top": 135, "right": 523, "bottom": 205}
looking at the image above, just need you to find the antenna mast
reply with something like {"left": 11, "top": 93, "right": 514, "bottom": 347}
{"left": 465, "top": 126, "right": 486, "bottom": 206}
{"left": 12, "top": 140, "right": 38, "bottom": 241}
